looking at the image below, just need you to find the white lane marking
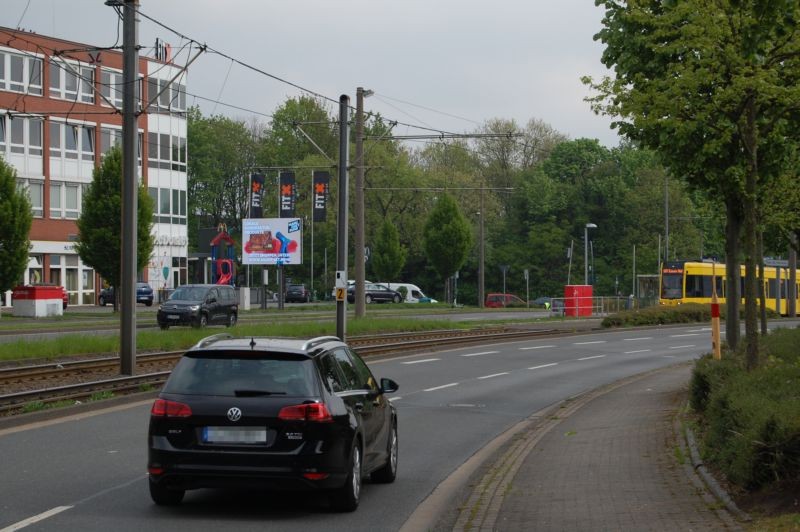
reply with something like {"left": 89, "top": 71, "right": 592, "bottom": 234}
{"left": 623, "top": 337, "right": 652, "bottom": 341}
{"left": 424, "top": 383, "right": 459, "bottom": 392}
{"left": 1, "top": 506, "right": 73, "bottom": 532}
{"left": 461, "top": 351, "right": 499, "bottom": 357}
{"left": 670, "top": 333, "right": 700, "bottom": 338}
{"left": 624, "top": 349, "right": 651, "bottom": 354}
{"left": 670, "top": 345, "right": 696, "bottom": 349}
{"left": 578, "top": 355, "right": 606, "bottom": 361}
{"left": 402, "top": 358, "right": 440, "bottom": 365}
{"left": 519, "top": 345, "right": 555, "bottom": 350}
{"left": 573, "top": 341, "right": 606, "bottom": 345}
{"left": 528, "top": 363, "right": 558, "bottom": 370}
{"left": 690, "top": 328, "right": 709, "bottom": 332}
{"left": 388, "top": 396, "right": 402, "bottom": 402}
{"left": 663, "top": 355, "right": 676, "bottom": 358}
{"left": 478, "top": 372, "right": 509, "bottom": 380}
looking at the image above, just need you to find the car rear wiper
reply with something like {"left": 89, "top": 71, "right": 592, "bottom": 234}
{"left": 234, "top": 389, "right": 287, "bottom": 396}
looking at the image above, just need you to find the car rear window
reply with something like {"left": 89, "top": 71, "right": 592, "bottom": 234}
{"left": 164, "top": 352, "right": 318, "bottom": 397}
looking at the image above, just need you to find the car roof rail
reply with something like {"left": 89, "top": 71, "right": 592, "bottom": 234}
{"left": 301, "top": 336, "right": 342, "bottom": 351}
{"left": 194, "top": 333, "right": 234, "bottom": 349}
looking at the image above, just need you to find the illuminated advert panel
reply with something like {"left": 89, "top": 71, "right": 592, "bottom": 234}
{"left": 242, "top": 218, "right": 302, "bottom": 265}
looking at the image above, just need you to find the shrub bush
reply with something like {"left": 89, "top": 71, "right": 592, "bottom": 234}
{"left": 602, "top": 303, "right": 778, "bottom": 328}
{"left": 701, "top": 365, "right": 800, "bottom": 489}
{"left": 693, "top": 326, "right": 800, "bottom": 490}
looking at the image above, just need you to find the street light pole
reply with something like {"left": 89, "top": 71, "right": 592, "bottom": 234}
{"left": 354, "top": 87, "right": 372, "bottom": 318}
{"left": 584, "top": 223, "right": 597, "bottom": 285}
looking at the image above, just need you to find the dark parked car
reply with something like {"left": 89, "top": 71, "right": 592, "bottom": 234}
{"left": 285, "top": 283, "right": 311, "bottom": 303}
{"left": 99, "top": 282, "right": 154, "bottom": 306}
{"left": 346, "top": 283, "right": 402, "bottom": 304}
{"left": 156, "top": 284, "right": 238, "bottom": 329}
{"left": 147, "top": 334, "right": 399, "bottom": 512}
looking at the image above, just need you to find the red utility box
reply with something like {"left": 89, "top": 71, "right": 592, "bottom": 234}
{"left": 564, "top": 285, "right": 593, "bottom": 317}
{"left": 12, "top": 285, "right": 64, "bottom": 317}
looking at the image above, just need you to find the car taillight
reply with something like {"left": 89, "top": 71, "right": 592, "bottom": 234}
{"left": 278, "top": 403, "right": 333, "bottom": 422}
{"left": 151, "top": 398, "right": 192, "bottom": 417}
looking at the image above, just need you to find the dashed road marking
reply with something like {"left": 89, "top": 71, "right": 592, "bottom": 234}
{"left": 624, "top": 349, "right": 651, "bottom": 354}
{"left": 402, "top": 358, "right": 440, "bottom": 365}
{"left": 578, "top": 355, "right": 606, "bottom": 361}
{"left": 478, "top": 372, "right": 509, "bottom": 380}
{"left": 669, "top": 345, "right": 696, "bottom": 349}
{"left": 623, "top": 337, "right": 652, "bottom": 341}
{"left": 519, "top": 345, "right": 555, "bottom": 350}
{"left": 1, "top": 506, "right": 73, "bottom": 532}
{"left": 461, "top": 351, "right": 499, "bottom": 357}
{"left": 528, "top": 363, "right": 558, "bottom": 370}
{"left": 424, "top": 383, "right": 459, "bottom": 392}
{"left": 573, "top": 341, "right": 606, "bottom": 345}
{"left": 670, "top": 333, "right": 700, "bottom": 338}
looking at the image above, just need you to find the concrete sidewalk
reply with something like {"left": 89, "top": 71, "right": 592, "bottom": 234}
{"left": 451, "top": 364, "right": 743, "bottom": 531}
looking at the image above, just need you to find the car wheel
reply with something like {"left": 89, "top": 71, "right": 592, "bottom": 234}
{"left": 145, "top": 301, "right": 152, "bottom": 307}
{"left": 371, "top": 422, "right": 398, "bottom": 483}
{"left": 392, "top": 294, "right": 401, "bottom": 304}
{"left": 305, "top": 294, "right": 310, "bottom": 303}
{"left": 194, "top": 314, "right": 208, "bottom": 328}
{"left": 331, "top": 443, "right": 361, "bottom": 512}
{"left": 99, "top": 296, "right": 106, "bottom": 306}
{"left": 226, "top": 313, "right": 237, "bottom": 327}
{"left": 148, "top": 477, "right": 184, "bottom": 506}
{"left": 365, "top": 295, "right": 373, "bottom": 304}
{"left": 159, "top": 323, "right": 169, "bottom": 330}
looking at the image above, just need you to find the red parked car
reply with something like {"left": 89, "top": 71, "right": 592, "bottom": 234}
{"left": 485, "top": 293, "right": 525, "bottom": 308}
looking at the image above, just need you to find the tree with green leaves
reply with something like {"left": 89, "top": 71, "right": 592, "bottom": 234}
{"left": 586, "top": 0, "right": 800, "bottom": 367}
{"left": 370, "top": 219, "right": 407, "bottom": 285}
{"left": 75, "top": 147, "right": 154, "bottom": 310}
{"left": 423, "top": 194, "right": 473, "bottom": 304}
{"left": 187, "top": 107, "right": 256, "bottom": 250}
{"left": 0, "top": 157, "right": 32, "bottom": 315}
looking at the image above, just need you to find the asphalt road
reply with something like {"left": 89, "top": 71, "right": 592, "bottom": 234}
{"left": 2, "top": 321, "right": 796, "bottom": 531}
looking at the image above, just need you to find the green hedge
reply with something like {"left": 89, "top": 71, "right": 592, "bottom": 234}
{"left": 691, "top": 328, "right": 800, "bottom": 490}
{"left": 602, "top": 303, "right": 714, "bottom": 327}
{"left": 602, "top": 303, "right": 778, "bottom": 328}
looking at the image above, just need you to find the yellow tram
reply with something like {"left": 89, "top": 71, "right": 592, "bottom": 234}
{"left": 659, "top": 260, "right": 800, "bottom": 315}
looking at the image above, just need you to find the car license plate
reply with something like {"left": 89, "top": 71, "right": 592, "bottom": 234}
{"left": 167, "top": 314, "right": 179, "bottom": 319}
{"left": 202, "top": 426, "right": 267, "bottom": 444}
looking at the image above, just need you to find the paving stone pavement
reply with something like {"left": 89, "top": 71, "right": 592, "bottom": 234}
{"left": 454, "top": 364, "right": 743, "bottom": 531}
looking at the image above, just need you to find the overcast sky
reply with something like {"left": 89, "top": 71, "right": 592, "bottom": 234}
{"left": 3, "top": 0, "right": 620, "bottom": 147}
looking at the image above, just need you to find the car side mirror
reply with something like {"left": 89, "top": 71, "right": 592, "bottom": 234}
{"left": 380, "top": 378, "right": 399, "bottom": 394}
{"left": 207, "top": 297, "right": 217, "bottom": 303}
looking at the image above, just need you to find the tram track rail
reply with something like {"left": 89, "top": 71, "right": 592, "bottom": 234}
{"left": 0, "top": 327, "right": 568, "bottom": 417}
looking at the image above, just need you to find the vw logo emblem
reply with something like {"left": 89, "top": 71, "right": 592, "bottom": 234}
{"left": 227, "top": 407, "right": 242, "bottom": 422}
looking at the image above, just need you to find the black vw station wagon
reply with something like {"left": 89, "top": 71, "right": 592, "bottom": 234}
{"left": 147, "top": 334, "right": 399, "bottom": 512}
{"left": 157, "top": 284, "right": 238, "bottom": 329}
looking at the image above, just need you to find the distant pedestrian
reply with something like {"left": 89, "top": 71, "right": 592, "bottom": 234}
{"left": 544, "top": 301, "right": 551, "bottom": 310}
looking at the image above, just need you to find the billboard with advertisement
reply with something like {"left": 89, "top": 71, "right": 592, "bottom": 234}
{"left": 242, "top": 218, "right": 302, "bottom": 265}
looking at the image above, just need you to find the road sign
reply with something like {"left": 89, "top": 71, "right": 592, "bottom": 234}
{"left": 336, "top": 287, "right": 346, "bottom": 302}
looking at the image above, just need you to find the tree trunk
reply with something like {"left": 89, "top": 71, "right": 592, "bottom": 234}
{"left": 742, "top": 97, "right": 759, "bottom": 371}
{"left": 724, "top": 198, "right": 742, "bottom": 351}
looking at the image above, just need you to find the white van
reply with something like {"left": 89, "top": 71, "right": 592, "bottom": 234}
{"left": 379, "top": 282, "right": 437, "bottom": 303}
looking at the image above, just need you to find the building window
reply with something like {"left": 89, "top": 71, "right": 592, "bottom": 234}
{"left": 50, "top": 122, "right": 95, "bottom": 163}
{"left": 146, "top": 76, "right": 185, "bottom": 114}
{"left": 50, "top": 181, "right": 81, "bottom": 219}
{"left": 100, "top": 68, "right": 123, "bottom": 109}
{"left": 100, "top": 127, "right": 121, "bottom": 156}
{"left": 147, "top": 131, "right": 186, "bottom": 172}
{"left": 0, "top": 52, "right": 42, "bottom": 95}
{"left": 50, "top": 59, "right": 94, "bottom": 103}
{"left": 17, "top": 178, "right": 43, "bottom": 217}
{"left": 1, "top": 115, "right": 42, "bottom": 157}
